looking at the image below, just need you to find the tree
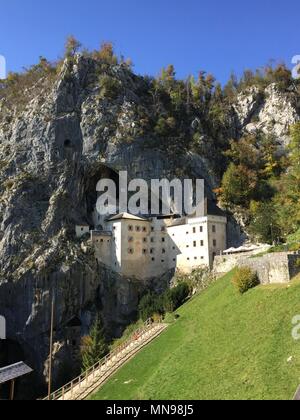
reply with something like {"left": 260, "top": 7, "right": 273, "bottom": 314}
{"left": 272, "top": 123, "right": 300, "bottom": 237}
{"left": 64, "top": 36, "right": 82, "bottom": 58}
{"left": 249, "top": 201, "right": 281, "bottom": 244}
{"left": 96, "top": 42, "right": 118, "bottom": 65}
{"left": 220, "top": 162, "right": 258, "bottom": 207}
{"left": 80, "top": 315, "right": 108, "bottom": 371}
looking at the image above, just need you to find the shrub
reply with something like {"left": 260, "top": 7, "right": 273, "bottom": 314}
{"left": 138, "top": 292, "right": 164, "bottom": 322}
{"left": 232, "top": 267, "right": 259, "bottom": 294}
{"left": 163, "top": 282, "right": 190, "bottom": 312}
{"left": 138, "top": 283, "right": 191, "bottom": 321}
{"left": 99, "top": 75, "right": 121, "bottom": 100}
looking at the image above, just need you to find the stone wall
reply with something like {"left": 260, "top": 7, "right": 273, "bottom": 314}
{"left": 214, "top": 251, "right": 300, "bottom": 284}
{"left": 213, "top": 246, "right": 271, "bottom": 277}
{"left": 238, "top": 252, "right": 300, "bottom": 284}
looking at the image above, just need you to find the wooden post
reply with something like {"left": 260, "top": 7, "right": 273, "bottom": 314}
{"left": 9, "top": 379, "right": 15, "bottom": 401}
{"left": 48, "top": 292, "right": 55, "bottom": 400}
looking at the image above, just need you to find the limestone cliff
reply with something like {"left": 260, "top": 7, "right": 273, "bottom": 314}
{"left": 0, "top": 54, "right": 298, "bottom": 397}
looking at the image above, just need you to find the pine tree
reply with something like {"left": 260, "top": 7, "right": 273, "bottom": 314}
{"left": 80, "top": 315, "right": 108, "bottom": 372}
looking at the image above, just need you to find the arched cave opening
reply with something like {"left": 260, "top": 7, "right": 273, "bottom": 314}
{"left": 85, "top": 164, "right": 120, "bottom": 229}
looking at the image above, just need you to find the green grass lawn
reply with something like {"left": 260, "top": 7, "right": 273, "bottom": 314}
{"left": 90, "top": 272, "right": 300, "bottom": 400}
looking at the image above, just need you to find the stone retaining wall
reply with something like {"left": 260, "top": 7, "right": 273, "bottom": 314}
{"left": 214, "top": 251, "right": 300, "bottom": 284}
{"left": 213, "top": 246, "right": 270, "bottom": 277}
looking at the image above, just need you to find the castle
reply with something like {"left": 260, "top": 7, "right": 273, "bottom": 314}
{"left": 76, "top": 200, "right": 227, "bottom": 280}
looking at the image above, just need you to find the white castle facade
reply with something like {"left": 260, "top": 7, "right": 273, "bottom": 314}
{"left": 76, "top": 200, "right": 227, "bottom": 280}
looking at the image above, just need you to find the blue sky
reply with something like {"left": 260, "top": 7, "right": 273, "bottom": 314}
{"left": 0, "top": 0, "right": 299, "bottom": 84}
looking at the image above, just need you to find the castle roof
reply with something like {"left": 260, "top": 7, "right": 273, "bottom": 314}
{"left": 106, "top": 213, "right": 150, "bottom": 222}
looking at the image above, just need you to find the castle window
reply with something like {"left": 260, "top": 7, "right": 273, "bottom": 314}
{"left": 213, "top": 239, "right": 217, "bottom": 247}
{"left": 186, "top": 231, "right": 189, "bottom": 235}
{"left": 162, "top": 249, "right": 166, "bottom": 254}
{"left": 151, "top": 237, "right": 155, "bottom": 243}
{"left": 150, "top": 248, "right": 155, "bottom": 254}
{"left": 162, "top": 238, "right": 165, "bottom": 243}
{"left": 152, "top": 258, "right": 155, "bottom": 262}
{"left": 161, "top": 260, "right": 165, "bottom": 263}
{"left": 128, "top": 225, "right": 133, "bottom": 232}
{"left": 136, "top": 226, "right": 141, "bottom": 232}
{"left": 142, "top": 227, "right": 147, "bottom": 232}
{"left": 128, "top": 237, "right": 134, "bottom": 243}
{"left": 187, "top": 258, "right": 190, "bottom": 261}
{"left": 142, "top": 249, "right": 147, "bottom": 255}
{"left": 193, "top": 241, "right": 197, "bottom": 248}
{"left": 194, "top": 257, "right": 197, "bottom": 260}
{"left": 128, "top": 248, "right": 134, "bottom": 255}
{"left": 212, "top": 225, "right": 216, "bottom": 233}
{"left": 193, "top": 227, "right": 196, "bottom": 234}
{"left": 200, "top": 226, "right": 203, "bottom": 233}
{"left": 173, "top": 258, "right": 176, "bottom": 262}
{"left": 143, "top": 238, "right": 148, "bottom": 243}
{"left": 186, "top": 245, "right": 189, "bottom": 248}
{"left": 101, "top": 239, "right": 104, "bottom": 243}
{"left": 200, "top": 240, "right": 204, "bottom": 246}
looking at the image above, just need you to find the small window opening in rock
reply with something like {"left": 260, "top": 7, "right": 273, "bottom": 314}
{"left": 64, "top": 139, "right": 72, "bottom": 148}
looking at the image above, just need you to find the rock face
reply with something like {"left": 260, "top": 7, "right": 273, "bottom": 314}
{"left": 0, "top": 54, "right": 298, "bottom": 397}
{"left": 233, "top": 84, "right": 299, "bottom": 146}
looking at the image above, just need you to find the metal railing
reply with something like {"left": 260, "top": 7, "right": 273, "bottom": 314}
{"left": 44, "top": 317, "right": 162, "bottom": 400}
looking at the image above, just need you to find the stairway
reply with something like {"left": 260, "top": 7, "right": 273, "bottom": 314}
{"left": 45, "top": 320, "right": 167, "bottom": 401}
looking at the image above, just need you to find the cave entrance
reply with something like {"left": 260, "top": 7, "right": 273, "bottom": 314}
{"left": 85, "top": 164, "right": 120, "bottom": 229}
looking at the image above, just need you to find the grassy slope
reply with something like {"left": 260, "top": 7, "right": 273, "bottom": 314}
{"left": 91, "top": 272, "right": 300, "bottom": 400}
